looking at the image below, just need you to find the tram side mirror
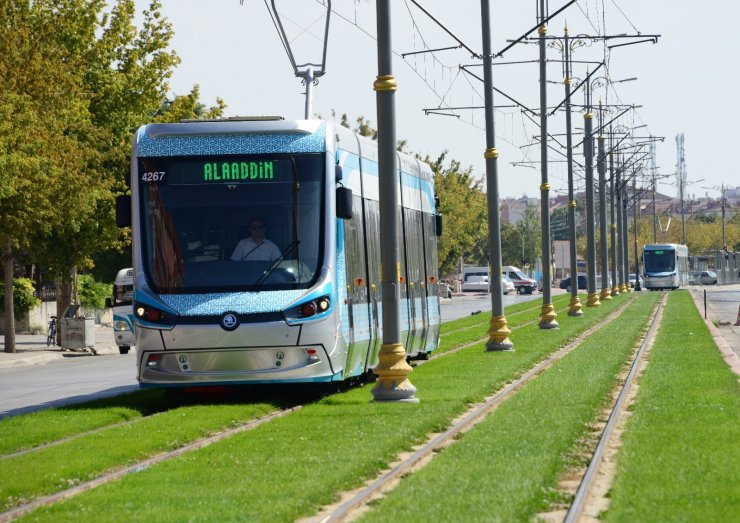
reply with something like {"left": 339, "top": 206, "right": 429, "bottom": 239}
{"left": 336, "top": 187, "right": 353, "bottom": 220}
{"left": 116, "top": 195, "right": 131, "bottom": 227}
{"left": 435, "top": 214, "right": 443, "bottom": 237}
{"left": 335, "top": 164, "right": 343, "bottom": 183}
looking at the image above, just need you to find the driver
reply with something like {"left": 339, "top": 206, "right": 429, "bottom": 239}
{"left": 230, "top": 217, "right": 281, "bottom": 262}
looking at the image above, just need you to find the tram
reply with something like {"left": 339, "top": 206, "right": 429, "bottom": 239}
{"left": 116, "top": 118, "right": 441, "bottom": 387}
{"left": 642, "top": 243, "right": 689, "bottom": 290}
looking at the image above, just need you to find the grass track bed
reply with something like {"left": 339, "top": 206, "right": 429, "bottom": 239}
{"left": 355, "top": 292, "right": 660, "bottom": 522}
{"left": 0, "top": 402, "right": 278, "bottom": 512}
{"left": 436, "top": 294, "right": 573, "bottom": 355}
{"left": 18, "top": 294, "right": 637, "bottom": 522}
{"left": 605, "top": 291, "right": 740, "bottom": 522}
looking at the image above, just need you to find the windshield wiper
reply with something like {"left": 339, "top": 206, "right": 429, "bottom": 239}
{"left": 253, "top": 240, "right": 301, "bottom": 291}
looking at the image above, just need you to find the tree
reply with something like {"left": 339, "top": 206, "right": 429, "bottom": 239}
{"left": 0, "top": 1, "right": 100, "bottom": 352}
{"left": 0, "top": 1, "right": 193, "bottom": 352}
{"left": 427, "top": 152, "right": 487, "bottom": 275}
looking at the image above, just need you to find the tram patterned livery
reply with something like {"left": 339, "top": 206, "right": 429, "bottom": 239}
{"left": 121, "top": 118, "right": 441, "bottom": 387}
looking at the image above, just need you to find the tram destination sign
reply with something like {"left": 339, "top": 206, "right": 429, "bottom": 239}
{"left": 138, "top": 157, "right": 291, "bottom": 185}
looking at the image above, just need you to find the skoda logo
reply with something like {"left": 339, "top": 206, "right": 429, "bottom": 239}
{"left": 221, "top": 312, "right": 239, "bottom": 331}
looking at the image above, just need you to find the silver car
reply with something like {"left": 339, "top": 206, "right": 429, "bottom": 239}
{"left": 689, "top": 270, "right": 718, "bottom": 285}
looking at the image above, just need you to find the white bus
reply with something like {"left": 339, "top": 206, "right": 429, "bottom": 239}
{"left": 112, "top": 268, "right": 135, "bottom": 354}
{"left": 642, "top": 243, "right": 689, "bottom": 290}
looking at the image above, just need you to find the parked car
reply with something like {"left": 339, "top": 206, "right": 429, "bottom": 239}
{"left": 461, "top": 274, "right": 515, "bottom": 294}
{"left": 629, "top": 273, "right": 643, "bottom": 288}
{"left": 438, "top": 282, "right": 453, "bottom": 299}
{"left": 559, "top": 273, "right": 587, "bottom": 292}
{"left": 689, "top": 270, "right": 718, "bottom": 285}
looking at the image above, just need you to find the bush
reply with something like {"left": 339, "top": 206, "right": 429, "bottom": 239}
{"left": 0, "top": 278, "right": 41, "bottom": 317}
{"left": 78, "top": 274, "right": 112, "bottom": 310}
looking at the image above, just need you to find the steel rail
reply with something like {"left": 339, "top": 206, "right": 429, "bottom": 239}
{"left": 315, "top": 296, "right": 638, "bottom": 522}
{"left": 564, "top": 292, "right": 666, "bottom": 523}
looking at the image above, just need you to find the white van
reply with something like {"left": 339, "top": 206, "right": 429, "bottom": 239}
{"left": 502, "top": 265, "right": 537, "bottom": 294}
{"left": 112, "top": 268, "right": 135, "bottom": 354}
{"left": 461, "top": 266, "right": 514, "bottom": 294}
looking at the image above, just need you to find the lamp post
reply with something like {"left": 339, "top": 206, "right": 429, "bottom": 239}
{"left": 537, "top": 0, "right": 558, "bottom": 329}
{"left": 596, "top": 101, "right": 611, "bottom": 301}
{"left": 481, "top": 0, "right": 513, "bottom": 351}
{"left": 562, "top": 26, "right": 582, "bottom": 316}
{"left": 371, "top": 0, "right": 417, "bottom": 402}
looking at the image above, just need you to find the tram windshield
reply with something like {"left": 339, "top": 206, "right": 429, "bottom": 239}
{"left": 138, "top": 153, "right": 325, "bottom": 293}
{"left": 644, "top": 249, "right": 675, "bottom": 273}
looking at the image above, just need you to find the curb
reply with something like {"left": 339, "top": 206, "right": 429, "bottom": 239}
{"left": 689, "top": 290, "right": 740, "bottom": 378}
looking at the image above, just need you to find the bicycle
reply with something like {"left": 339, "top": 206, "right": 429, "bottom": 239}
{"left": 46, "top": 315, "right": 57, "bottom": 346}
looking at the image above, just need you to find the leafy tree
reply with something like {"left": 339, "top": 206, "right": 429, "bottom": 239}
{"left": 0, "top": 278, "right": 40, "bottom": 318}
{"left": 427, "top": 152, "right": 487, "bottom": 275}
{"left": 77, "top": 274, "right": 111, "bottom": 309}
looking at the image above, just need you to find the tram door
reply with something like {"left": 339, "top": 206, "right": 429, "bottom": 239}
{"left": 363, "top": 198, "right": 382, "bottom": 370}
{"left": 343, "top": 194, "right": 371, "bottom": 378}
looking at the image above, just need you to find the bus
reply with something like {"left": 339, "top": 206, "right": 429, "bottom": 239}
{"left": 642, "top": 243, "right": 689, "bottom": 290}
{"left": 116, "top": 118, "right": 441, "bottom": 387}
{"left": 111, "top": 268, "right": 135, "bottom": 354}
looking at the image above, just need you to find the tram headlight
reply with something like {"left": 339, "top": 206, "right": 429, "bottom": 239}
{"left": 284, "top": 295, "right": 332, "bottom": 323}
{"left": 134, "top": 301, "right": 173, "bottom": 325}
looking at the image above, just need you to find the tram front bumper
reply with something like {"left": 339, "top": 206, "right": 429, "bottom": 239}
{"left": 138, "top": 345, "right": 337, "bottom": 385}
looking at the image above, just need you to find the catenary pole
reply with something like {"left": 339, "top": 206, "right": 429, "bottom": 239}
{"left": 597, "top": 103, "right": 611, "bottom": 301}
{"left": 481, "top": 0, "right": 513, "bottom": 351}
{"left": 584, "top": 78, "right": 600, "bottom": 308}
{"left": 371, "top": 0, "right": 417, "bottom": 402}
{"left": 537, "top": 0, "right": 558, "bottom": 328}
{"left": 609, "top": 127, "right": 619, "bottom": 296}
{"left": 563, "top": 26, "right": 583, "bottom": 316}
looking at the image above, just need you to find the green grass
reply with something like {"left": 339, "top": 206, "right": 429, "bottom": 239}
{"left": 436, "top": 294, "right": 573, "bottom": 354}
{"left": 0, "top": 390, "right": 169, "bottom": 456}
{"left": 355, "top": 291, "right": 660, "bottom": 522}
{"left": 17, "top": 293, "right": 637, "bottom": 522}
{"left": 604, "top": 291, "right": 740, "bottom": 522}
{"left": 0, "top": 402, "right": 278, "bottom": 512}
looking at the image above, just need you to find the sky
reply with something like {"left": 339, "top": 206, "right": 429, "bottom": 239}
{"left": 134, "top": 1, "right": 740, "bottom": 201}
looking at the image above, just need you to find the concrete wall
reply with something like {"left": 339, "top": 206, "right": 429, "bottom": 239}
{"left": 0, "top": 302, "right": 112, "bottom": 334}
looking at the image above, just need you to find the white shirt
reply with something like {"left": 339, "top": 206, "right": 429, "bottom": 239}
{"left": 230, "top": 237, "right": 282, "bottom": 262}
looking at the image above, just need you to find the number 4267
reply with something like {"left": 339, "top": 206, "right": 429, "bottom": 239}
{"left": 142, "top": 171, "right": 165, "bottom": 182}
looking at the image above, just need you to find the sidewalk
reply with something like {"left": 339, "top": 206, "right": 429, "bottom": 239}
{"left": 0, "top": 324, "right": 121, "bottom": 369}
{"left": 688, "top": 283, "right": 740, "bottom": 376}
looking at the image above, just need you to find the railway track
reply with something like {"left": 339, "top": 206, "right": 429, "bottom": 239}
{"left": 0, "top": 293, "right": 639, "bottom": 521}
{"left": 306, "top": 294, "right": 650, "bottom": 523}
{"left": 562, "top": 292, "right": 666, "bottom": 522}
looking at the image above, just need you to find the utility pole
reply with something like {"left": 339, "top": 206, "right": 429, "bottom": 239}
{"left": 622, "top": 167, "right": 631, "bottom": 292}
{"left": 537, "top": 0, "right": 558, "bottom": 328}
{"left": 371, "top": 0, "right": 417, "bottom": 402}
{"left": 633, "top": 174, "right": 642, "bottom": 290}
{"left": 676, "top": 133, "right": 687, "bottom": 244}
{"left": 481, "top": 0, "right": 513, "bottom": 351}
{"left": 608, "top": 126, "right": 619, "bottom": 296}
{"left": 597, "top": 102, "right": 611, "bottom": 301}
{"left": 563, "top": 25, "right": 583, "bottom": 316}
{"left": 615, "top": 153, "right": 626, "bottom": 292}
{"left": 584, "top": 76, "right": 600, "bottom": 307}
{"left": 650, "top": 138, "right": 658, "bottom": 242}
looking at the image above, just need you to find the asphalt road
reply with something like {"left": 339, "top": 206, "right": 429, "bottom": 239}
{"left": 4, "top": 285, "right": 737, "bottom": 419}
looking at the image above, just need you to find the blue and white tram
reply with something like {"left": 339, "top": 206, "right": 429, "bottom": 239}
{"left": 642, "top": 243, "right": 689, "bottom": 290}
{"left": 116, "top": 118, "right": 441, "bottom": 387}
